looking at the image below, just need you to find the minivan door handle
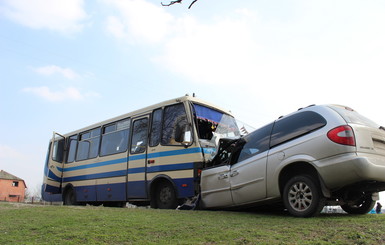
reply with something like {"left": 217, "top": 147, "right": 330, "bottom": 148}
{"left": 230, "top": 170, "right": 239, "bottom": 177}
{"left": 218, "top": 173, "right": 229, "bottom": 180}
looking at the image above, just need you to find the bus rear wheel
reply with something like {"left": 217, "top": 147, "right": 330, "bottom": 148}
{"left": 63, "top": 188, "right": 77, "bottom": 206}
{"left": 155, "top": 181, "right": 177, "bottom": 209}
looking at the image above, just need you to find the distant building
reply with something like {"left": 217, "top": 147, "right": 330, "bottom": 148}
{"left": 0, "top": 170, "right": 27, "bottom": 202}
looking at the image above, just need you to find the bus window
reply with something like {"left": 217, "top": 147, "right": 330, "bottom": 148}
{"left": 149, "top": 109, "right": 162, "bottom": 147}
{"left": 100, "top": 119, "right": 130, "bottom": 156}
{"left": 52, "top": 138, "right": 65, "bottom": 162}
{"left": 193, "top": 103, "right": 241, "bottom": 141}
{"left": 131, "top": 118, "right": 149, "bottom": 154}
{"left": 162, "top": 103, "right": 189, "bottom": 145}
{"left": 76, "top": 128, "right": 101, "bottom": 161}
{"left": 66, "top": 135, "right": 78, "bottom": 163}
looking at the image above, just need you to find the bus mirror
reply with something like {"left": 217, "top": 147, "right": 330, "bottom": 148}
{"left": 183, "top": 131, "right": 192, "bottom": 145}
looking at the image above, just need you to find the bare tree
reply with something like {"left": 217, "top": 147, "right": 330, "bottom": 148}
{"left": 161, "top": 0, "right": 199, "bottom": 9}
{"left": 26, "top": 183, "right": 42, "bottom": 203}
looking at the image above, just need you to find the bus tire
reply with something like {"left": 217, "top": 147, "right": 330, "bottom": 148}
{"left": 63, "top": 187, "right": 77, "bottom": 206}
{"left": 155, "top": 181, "right": 177, "bottom": 209}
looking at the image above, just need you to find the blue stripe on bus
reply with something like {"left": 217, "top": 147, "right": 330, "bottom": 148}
{"left": 63, "top": 170, "right": 127, "bottom": 182}
{"left": 127, "top": 167, "right": 146, "bottom": 174}
{"left": 147, "top": 162, "right": 194, "bottom": 173}
{"left": 147, "top": 147, "right": 202, "bottom": 158}
{"left": 48, "top": 169, "right": 62, "bottom": 182}
{"left": 62, "top": 162, "right": 194, "bottom": 182}
{"left": 59, "top": 147, "right": 203, "bottom": 173}
{"left": 72, "top": 177, "right": 195, "bottom": 202}
{"left": 125, "top": 162, "right": 194, "bottom": 174}
{"left": 59, "top": 157, "right": 128, "bottom": 172}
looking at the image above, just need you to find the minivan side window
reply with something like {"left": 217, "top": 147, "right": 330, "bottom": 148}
{"left": 270, "top": 111, "right": 326, "bottom": 148}
{"left": 237, "top": 123, "right": 274, "bottom": 162}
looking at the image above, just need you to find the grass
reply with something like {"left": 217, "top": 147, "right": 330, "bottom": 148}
{"left": 1, "top": 202, "right": 385, "bottom": 244}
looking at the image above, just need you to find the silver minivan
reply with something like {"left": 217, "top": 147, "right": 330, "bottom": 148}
{"left": 200, "top": 105, "right": 385, "bottom": 217}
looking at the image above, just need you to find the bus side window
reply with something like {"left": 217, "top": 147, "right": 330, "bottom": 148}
{"left": 66, "top": 135, "right": 78, "bottom": 163}
{"left": 131, "top": 118, "right": 149, "bottom": 154}
{"left": 162, "top": 103, "right": 189, "bottom": 145}
{"left": 100, "top": 119, "right": 130, "bottom": 156}
{"left": 149, "top": 109, "right": 162, "bottom": 147}
{"left": 52, "top": 138, "right": 65, "bottom": 162}
{"left": 76, "top": 128, "right": 101, "bottom": 161}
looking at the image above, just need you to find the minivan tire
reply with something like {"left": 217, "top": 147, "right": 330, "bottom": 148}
{"left": 340, "top": 193, "right": 375, "bottom": 214}
{"left": 283, "top": 175, "right": 325, "bottom": 218}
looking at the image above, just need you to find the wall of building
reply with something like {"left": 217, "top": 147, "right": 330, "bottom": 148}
{"left": 0, "top": 179, "right": 26, "bottom": 202}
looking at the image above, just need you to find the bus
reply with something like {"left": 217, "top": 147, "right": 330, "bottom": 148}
{"left": 42, "top": 95, "right": 244, "bottom": 208}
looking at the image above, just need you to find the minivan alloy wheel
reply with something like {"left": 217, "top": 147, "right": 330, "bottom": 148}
{"left": 288, "top": 181, "right": 313, "bottom": 211}
{"left": 283, "top": 175, "right": 325, "bottom": 217}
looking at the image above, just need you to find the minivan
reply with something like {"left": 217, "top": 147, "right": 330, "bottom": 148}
{"left": 200, "top": 105, "right": 385, "bottom": 217}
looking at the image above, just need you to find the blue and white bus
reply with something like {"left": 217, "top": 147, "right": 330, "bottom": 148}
{"left": 42, "top": 95, "right": 244, "bottom": 208}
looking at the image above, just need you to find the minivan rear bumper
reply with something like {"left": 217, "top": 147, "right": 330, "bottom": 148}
{"left": 316, "top": 152, "right": 385, "bottom": 190}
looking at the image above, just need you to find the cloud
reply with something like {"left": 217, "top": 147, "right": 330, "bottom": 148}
{"left": 104, "top": 0, "right": 175, "bottom": 43}
{"left": 104, "top": 0, "right": 262, "bottom": 84}
{"left": 0, "top": 0, "right": 89, "bottom": 34}
{"left": 153, "top": 9, "right": 261, "bottom": 85}
{"left": 33, "top": 65, "right": 80, "bottom": 80}
{"left": 22, "top": 86, "right": 100, "bottom": 102}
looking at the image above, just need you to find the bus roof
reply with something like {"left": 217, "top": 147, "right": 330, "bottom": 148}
{"left": 61, "top": 95, "right": 234, "bottom": 137}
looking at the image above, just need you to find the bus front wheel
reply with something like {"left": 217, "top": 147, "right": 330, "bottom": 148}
{"left": 155, "top": 181, "right": 177, "bottom": 209}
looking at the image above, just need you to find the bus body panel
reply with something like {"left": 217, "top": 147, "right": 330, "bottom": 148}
{"left": 42, "top": 96, "right": 240, "bottom": 207}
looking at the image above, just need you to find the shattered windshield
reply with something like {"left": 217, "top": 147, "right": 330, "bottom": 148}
{"left": 193, "top": 103, "right": 252, "bottom": 161}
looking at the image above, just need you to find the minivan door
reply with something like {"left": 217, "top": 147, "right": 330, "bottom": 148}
{"left": 229, "top": 152, "right": 268, "bottom": 205}
{"left": 228, "top": 123, "right": 272, "bottom": 205}
{"left": 200, "top": 165, "right": 233, "bottom": 208}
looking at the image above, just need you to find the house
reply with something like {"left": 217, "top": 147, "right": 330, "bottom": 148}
{"left": 0, "top": 170, "right": 27, "bottom": 202}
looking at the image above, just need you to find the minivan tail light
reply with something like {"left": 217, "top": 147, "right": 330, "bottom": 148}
{"left": 327, "top": 125, "right": 356, "bottom": 146}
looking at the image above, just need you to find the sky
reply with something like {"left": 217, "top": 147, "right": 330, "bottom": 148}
{"left": 1, "top": 0, "right": 385, "bottom": 200}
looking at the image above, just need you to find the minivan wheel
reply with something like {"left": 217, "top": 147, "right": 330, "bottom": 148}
{"left": 340, "top": 194, "right": 375, "bottom": 214}
{"left": 283, "top": 175, "right": 325, "bottom": 217}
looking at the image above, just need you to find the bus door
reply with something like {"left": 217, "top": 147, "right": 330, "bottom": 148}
{"left": 127, "top": 115, "right": 149, "bottom": 199}
{"left": 44, "top": 132, "right": 65, "bottom": 193}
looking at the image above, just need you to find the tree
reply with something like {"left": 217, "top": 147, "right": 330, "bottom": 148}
{"left": 161, "top": 0, "right": 199, "bottom": 9}
{"left": 25, "top": 183, "right": 42, "bottom": 203}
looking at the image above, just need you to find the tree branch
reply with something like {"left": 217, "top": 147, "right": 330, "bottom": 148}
{"left": 161, "top": 0, "right": 182, "bottom": 7}
{"left": 161, "top": 0, "right": 199, "bottom": 9}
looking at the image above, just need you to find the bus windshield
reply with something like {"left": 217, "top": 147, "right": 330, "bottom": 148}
{"left": 193, "top": 104, "right": 247, "bottom": 161}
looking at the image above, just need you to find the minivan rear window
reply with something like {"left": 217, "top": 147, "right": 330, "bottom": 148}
{"left": 270, "top": 111, "right": 326, "bottom": 148}
{"left": 329, "top": 105, "right": 379, "bottom": 128}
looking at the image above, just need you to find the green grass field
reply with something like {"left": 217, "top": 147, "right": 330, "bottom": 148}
{"left": 1, "top": 202, "right": 384, "bottom": 244}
